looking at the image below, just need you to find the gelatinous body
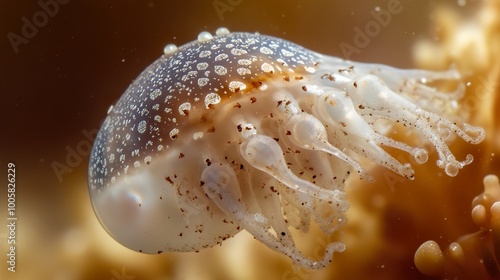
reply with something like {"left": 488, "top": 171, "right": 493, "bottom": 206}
{"left": 88, "top": 28, "right": 484, "bottom": 269}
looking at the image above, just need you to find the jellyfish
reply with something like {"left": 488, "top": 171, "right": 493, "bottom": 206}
{"left": 88, "top": 27, "right": 485, "bottom": 269}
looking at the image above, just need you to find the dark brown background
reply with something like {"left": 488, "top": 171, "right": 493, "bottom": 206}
{"left": 0, "top": 0, "right": 481, "bottom": 279}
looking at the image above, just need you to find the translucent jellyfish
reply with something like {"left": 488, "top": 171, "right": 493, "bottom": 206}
{"left": 88, "top": 27, "right": 485, "bottom": 269}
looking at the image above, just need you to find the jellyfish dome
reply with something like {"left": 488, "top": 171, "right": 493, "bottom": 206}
{"left": 88, "top": 27, "right": 484, "bottom": 269}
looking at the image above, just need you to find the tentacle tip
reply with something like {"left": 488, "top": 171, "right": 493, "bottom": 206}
{"left": 356, "top": 169, "right": 374, "bottom": 182}
{"left": 444, "top": 162, "right": 460, "bottom": 177}
{"left": 464, "top": 124, "right": 486, "bottom": 144}
{"left": 413, "top": 148, "right": 429, "bottom": 164}
{"left": 399, "top": 163, "right": 415, "bottom": 180}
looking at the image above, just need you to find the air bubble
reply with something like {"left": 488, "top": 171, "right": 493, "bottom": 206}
{"left": 215, "top": 27, "right": 230, "bottom": 36}
{"left": 445, "top": 162, "right": 459, "bottom": 177}
{"left": 413, "top": 148, "right": 429, "bottom": 164}
{"left": 163, "top": 44, "right": 178, "bottom": 55}
{"left": 197, "top": 31, "right": 213, "bottom": 42}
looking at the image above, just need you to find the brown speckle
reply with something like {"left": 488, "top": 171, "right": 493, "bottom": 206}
{"left": 301, "top": 85, "right": 307, "bottom": 91}
{"left": 207, "top": 126, "right": 215, "bottom": 133}
{"left": 165, "top": 176, "right": 174, "bottom": 184}
{"left": 250, "top": 97, "right": 257, "bottom": 103}
{"left": 206, "top": 158, "right": 212, "bottom": 166}
{"left": 233, "top": 103, "right": 241, "bottom": 108}
{"left": 251, "top": 81, "right": 263, "bottom": 88}
{"left": 179, "top": 153, "right": 185, "bottom": 159}
{"left": 237, "top": 124, "right": 243, "bottom": 132}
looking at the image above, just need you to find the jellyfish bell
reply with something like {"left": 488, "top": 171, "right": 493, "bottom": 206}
{"left": 88, "top": 27, "right": 485, "bottom": 269}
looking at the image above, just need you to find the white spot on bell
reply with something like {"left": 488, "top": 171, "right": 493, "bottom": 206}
{"left": 214, "top": 65, "right": 227, "bottom": 76}
{"left": 229, "top": 81, "right": 246, "bottom": 92}
{"left": 137, "top": 120, "right": 147, "bottom": 134}
{"left": 205, "top": 92, "right": 221, "bottom": 108}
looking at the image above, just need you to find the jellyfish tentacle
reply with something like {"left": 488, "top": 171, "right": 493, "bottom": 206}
{"left": 240, "top": 133, "right": 346, "bottom": 203}
{"left": 313, "top": 89, "right": 416, "bottom": 179}
{"left": 200, "top": 163, "right": 344, "bottom": 269}
{"left": 247, "top": 173, "right": 294, "bottom": 246}
{"left": 349, "top": 74, "right": 484, "bottom": 176}
{"left": 282, "top": 112, "right": 369, "bottom": 179}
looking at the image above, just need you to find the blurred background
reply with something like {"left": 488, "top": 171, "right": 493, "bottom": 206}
{"left": 1, "top": 0, "right": 497, "bottom": 279}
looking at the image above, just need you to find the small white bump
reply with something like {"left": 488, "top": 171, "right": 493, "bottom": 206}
{"left": 231, "top": 48, "right": 247, "bottom": 55}
{"left": 281, "top": 49, "right": 294, "bottom": 57}
{"left": 276, "top": 58, "right": 288, "bottom": 66}
{"left": 144, "top": 156, "right": 152, "bottom": 164}
{"left": 178, "top": 102, "right": 192, "bottom": 116}
{"left": 261, "top": 63, "right": 275, "bottom": 73}
{"left": 215, "top": 53, "right": 229, "bottom": 61}
{"left": 150, "top": 89, "right": 162, "bottom": 100}
{"left": 163, "top": 44, "right": 178, "bottom": 55}
{"left": 214, "top": 65, "right": 228, "bottom": 76}
{"left": 237, "top": 68, "right": 251, "bottom": 75}
{"left": 238, "top": 59, "right": 252, "bottom": 66}
{"left": 199, "top": 50, "right": 212, "bottom": 58}
{"left": 197, "top": 62, "right": 209, "bottom": 70}
{"left": 260, "top": 46, "right": 273, "bottom": 55}
{"left": 216, "top": 27, "right": 230, "bottom": 36}
{"left": 157, "top": 144, "right": 164, "bottom": 151}
{"left": 205, "top": 92, "right": 221, "bottom": 108}
{"left": 134, "top": 161, "right": 141, "bottom": 168}
{"left": 137, "top": 120, "right": 147, "bottom": 134}
{"left": 169, "top": 128, "right": 179, "bottom": 140}
{"left": 197, "top": 31, "right": 213, "bottom": 42}
{"left": 193, "top": 131, "right": 204, "bottom": 140}
{"left": 229, "top": 81, "right": 247, "bottom": 92}
{"left": 109, "top": 153, "right": 115, "bottom": 163}
{"left": 198, "top": 78, "right": 209, "bottom": 87}
{"left": 154, "top": 115, "right": 161, "bottom": 122}
{"left": 107, "top": 105, "right": 114, "bottom": 114}
{"left": 304, "top": 66, "right": 316, "bottom": 73}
